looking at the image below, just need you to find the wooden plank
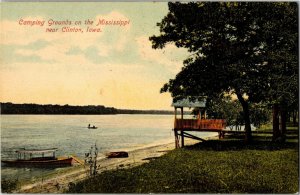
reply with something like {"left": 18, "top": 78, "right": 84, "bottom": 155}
{"left": 181, "top": 130, "right": 184, "bottom": 147}
{"left": 180, "top": 107, "right": 184, "bottom": 148}
{"left": 220, "top": 130, "right": 298, "bottom": 134}
{"left": 174, "top": 128, "right": 222, "bottom": 132}
{"left": 174, "top": 119, "right": 226, "bottom": 130}
{"left": 182, "top": 131, "right": 206, "bottom": 142}
{"left": 174, "top": 129, "right": 180, "bottom": 149}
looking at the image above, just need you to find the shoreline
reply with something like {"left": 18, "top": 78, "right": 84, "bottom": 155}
{"left": 15, "top": 135, "right": 217, "bottom": 193}
{"left": 16, "top": 141, "right": 176, "bottom": 193}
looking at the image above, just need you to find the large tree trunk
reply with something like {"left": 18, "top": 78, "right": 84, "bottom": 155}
{"left": 236, "top": 93, "right": 252, "bottom": 143}
{"left": 292, "top": 110, "right": 297, "bottom": 125}
{"left": 280, "top": 106, "right": 286, "bottom": 142}
{"left": 286, "top": 111, "right": 291, "bottom": 122}
{"left": 272, "top": 104, "right": 280, "bottom": 141}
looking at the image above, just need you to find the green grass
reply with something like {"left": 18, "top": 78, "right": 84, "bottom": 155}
{"left": 67, "top": 135, "right": 299, "bottom": 193}
{"left": 258, "top": 123, "right": 299, "bottom": 132}
{"left": 1, "top": 179, "right": 19, "bottom": 193}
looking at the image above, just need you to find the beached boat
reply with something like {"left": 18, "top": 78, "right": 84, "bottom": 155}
{"left": 1, "top": 148, "right": 74, "bottom": 167}
{"left": 106, "top": 151, "right": 128, "bottom": 158}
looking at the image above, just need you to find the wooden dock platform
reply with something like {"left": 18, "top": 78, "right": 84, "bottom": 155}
{"left": 173, "top": 128, "right": 298, "bottom": 148}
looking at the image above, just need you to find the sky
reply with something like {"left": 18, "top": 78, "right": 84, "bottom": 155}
{"left": 0, "top": 2, "right": 189, "bottom": 110}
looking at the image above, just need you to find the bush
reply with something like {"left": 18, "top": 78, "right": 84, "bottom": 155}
{"left": 1, "top": 179, "right": 19, "bottom": 193}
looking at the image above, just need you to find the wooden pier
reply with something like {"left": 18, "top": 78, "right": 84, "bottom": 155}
{"left": 174, "top": 119, "right": 226, "bottom": 131}
{"left": 173, "top": 119, "right": 227, "bottom": 148}
{"left": 172, "top": 97, "right": 226, "bottom": 148}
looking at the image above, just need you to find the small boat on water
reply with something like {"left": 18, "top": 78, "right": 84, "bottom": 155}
{"left": 88, "top": 124, "right": 98, "bottom": 129}
{"left": 1, "top": 148, "right": 74, "bottom": 167}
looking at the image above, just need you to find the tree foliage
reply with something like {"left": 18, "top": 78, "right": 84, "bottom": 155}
{"left": 0, "top": 102, "right": 173, "bottom": 115}
{"left": 249, "top": 103, "right": 272, "bottom": 128}
{"left": 150, "top": 2, "right": 298, "bottom": 142}
{"left": 206, "top": 96, "right": 271, "bottom": 130}
{"left": 206, "top": 96, "right": 243, "bottom": 130}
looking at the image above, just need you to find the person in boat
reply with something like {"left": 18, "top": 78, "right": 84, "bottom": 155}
{"left": 88, "top": 124, "right": 91, "bottom": 128}
{"left": 93, "top": 125, "right": 96, "bottom": 128}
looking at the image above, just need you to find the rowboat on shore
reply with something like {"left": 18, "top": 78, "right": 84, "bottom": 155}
{"left": 105, "top": 151, "right": 129, "bottom": 158}
{"left": 1, "top": 148, "right": 74, "bottom": 167}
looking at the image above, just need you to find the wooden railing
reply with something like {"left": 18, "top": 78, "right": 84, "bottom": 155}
{"left": 174, "top": 119, "right": 226, "bottom": 130}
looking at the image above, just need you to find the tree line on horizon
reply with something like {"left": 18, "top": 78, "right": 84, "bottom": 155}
{"left": 0, "top": 102, "right": 173, "bottom": 115}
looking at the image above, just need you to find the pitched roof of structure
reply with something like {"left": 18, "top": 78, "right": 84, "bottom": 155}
{"left": 171, "top": 97, "right": 206, "bottom": 108}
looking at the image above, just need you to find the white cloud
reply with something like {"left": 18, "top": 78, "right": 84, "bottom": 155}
{"left": 136, "top": 36, "right": 187, "bottom": 73}
{"left": 95, "top": 11, "right": 131, "bottom": 31}
{"left": 0, "top": 11, "right": 177, "bottom": 110}
{"left": 1, "top": 11, "right": 132, "bottom": 65}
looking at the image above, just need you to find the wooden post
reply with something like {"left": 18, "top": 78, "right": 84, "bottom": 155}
{"left": 174, "top": 107, "right": 177, "bottom": 130}
{"left": 174, "top": 107, "right": 180, "bottom": 148}
{"left": 181, "top": 107, "right": 184, "bottom": 147}
{"left": 180, "top": 107, "right": 183, "bottom": 120}
{"left": 174, "top": 129, "right": 179, "bottom": 148}
{"left": 174, "top": 107, "right": 177, "bottom": 148}
{"left": 198, "top": 108, "right": 201, "bottom": 129}
{"left": 199, "top": 110, "right": 202, "bottom": 119}
{"left": 181, "top": 131, "right": 184, "bottom": 147}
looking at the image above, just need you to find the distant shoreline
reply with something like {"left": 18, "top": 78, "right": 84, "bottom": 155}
{"left": 0, "top": 102, "right": 174, "bottom": 115}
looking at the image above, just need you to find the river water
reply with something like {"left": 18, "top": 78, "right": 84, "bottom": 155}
{"left": 1, "top": 114, "right": 217, "bottom": 182}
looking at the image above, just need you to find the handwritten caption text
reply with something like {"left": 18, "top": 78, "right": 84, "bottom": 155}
{"left": 18, "top": 18, "right": 130, "bottom": 33}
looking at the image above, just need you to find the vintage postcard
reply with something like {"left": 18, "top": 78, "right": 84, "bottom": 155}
{"left": 0, "top": 2, "right": 298, "bottom": 193}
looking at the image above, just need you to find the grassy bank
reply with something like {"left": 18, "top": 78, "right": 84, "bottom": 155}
{"left": 67, "top": 132, "right": 298, "bottom": 193}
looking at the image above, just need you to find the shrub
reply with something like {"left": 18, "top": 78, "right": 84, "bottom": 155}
{"left": 1, "top": 179, "right": 19, "bottom": 193}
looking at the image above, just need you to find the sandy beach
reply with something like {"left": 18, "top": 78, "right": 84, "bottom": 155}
{"left": 15, "top": 138, "right": 204, "bottom": 193}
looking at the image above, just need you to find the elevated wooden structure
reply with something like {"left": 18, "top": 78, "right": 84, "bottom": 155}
{"left": 174, "top": 119, "right": 226, "bottom": 131}
{"left": 172, "top": 97, "right": 226, "bottom": 148}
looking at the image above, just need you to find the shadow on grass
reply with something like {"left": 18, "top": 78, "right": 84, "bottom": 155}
{"left": 185, "top": 135, "right": 298, "bottom": 152}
